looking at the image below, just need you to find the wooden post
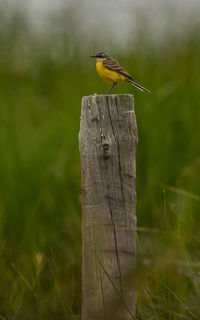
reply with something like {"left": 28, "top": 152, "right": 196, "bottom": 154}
{"left": 79, "top": 94, "right": 138, "bottom": 320}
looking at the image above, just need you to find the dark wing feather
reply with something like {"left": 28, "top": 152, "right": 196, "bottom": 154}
{"left": 103, "top": 57, "right": 134, "bottom": 81}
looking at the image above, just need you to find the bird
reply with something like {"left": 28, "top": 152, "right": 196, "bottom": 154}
{"left": 91, "top": 51, "right": 150, "bottom": 94}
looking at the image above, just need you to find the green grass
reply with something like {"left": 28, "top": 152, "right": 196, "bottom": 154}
{"left": 0, "top": 22, "right": 200, "bottom": 319}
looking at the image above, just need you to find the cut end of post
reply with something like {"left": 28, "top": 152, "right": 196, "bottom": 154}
{"left": 82, "top": 93, "right": 134, "bottom": 99}
{"left": 81, "top": 94, "right": 135, "bottom": 110}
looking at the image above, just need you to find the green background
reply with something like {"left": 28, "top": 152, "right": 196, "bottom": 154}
{"left": 0, "top": 6, "right": 200, "bottom": 319}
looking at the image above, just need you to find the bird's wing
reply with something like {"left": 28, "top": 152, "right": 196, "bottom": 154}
{"left": 103, "top": 58, "right": 134, "bottom": 81}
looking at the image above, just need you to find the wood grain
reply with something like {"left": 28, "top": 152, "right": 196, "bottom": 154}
{"left": 79, "top": 94, "right": 138, "bottom": 320}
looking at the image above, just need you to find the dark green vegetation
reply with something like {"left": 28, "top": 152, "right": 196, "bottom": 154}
{"left": 0, "top": 11, "right": 200, "bottom": 319}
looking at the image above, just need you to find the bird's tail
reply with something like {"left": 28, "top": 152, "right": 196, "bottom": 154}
{"left": 128, "top": 79, "right": 150, "bottom": 93}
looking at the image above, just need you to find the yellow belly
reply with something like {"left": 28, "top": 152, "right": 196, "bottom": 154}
{"left": 96, "top": 60, "right": 126, "bottom": 83}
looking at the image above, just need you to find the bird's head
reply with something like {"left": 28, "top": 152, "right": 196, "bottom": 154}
{"left": 90, "top": 52, "right": 109, "bottom": 61}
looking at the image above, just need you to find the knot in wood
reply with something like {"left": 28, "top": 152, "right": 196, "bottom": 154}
{"left": 101, "top": 143, "right": 110, "bottom": 159}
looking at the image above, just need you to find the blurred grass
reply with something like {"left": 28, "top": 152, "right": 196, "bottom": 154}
{"left": 0, "top": 11, "right": 200, "bottom": 319}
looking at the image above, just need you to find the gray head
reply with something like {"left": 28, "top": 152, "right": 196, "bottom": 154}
{"left": 90, "top": 52, "right": 109, "bottom": 60}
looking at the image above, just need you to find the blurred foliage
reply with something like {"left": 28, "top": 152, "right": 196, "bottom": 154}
{"left": 0, "top": 6, "right": 200, "bottom": 320}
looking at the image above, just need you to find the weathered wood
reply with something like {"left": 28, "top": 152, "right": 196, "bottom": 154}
{"left": 79, "top": 94, "right": 138, "bottom": 320}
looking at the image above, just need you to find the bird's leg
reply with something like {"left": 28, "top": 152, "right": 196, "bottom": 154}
{"left": 107, "top": 82, "right": 117, "bottom": 95}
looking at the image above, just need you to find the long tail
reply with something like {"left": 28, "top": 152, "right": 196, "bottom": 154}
{"left": 128, "top": 79, "right": 150, "bottom": 93}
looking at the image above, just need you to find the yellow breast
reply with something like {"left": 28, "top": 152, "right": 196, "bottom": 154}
{"left": 96, "top": 60, "right": 126, "bottom": 83}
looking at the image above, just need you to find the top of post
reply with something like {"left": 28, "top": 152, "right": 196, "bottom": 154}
{"left": 82, "top": 94, "right": 134, "bottom": 104}
{"left": 82, "top": 93, "right": 134, "bottom": 98}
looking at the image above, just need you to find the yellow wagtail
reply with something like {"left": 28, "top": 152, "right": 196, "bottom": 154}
{"left": 91, "top": 52, "right": 150, "bottom": 94}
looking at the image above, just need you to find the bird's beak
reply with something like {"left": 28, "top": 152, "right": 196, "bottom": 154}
{"left": 90, "top": 55, "right": 97, "bottom": 58}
